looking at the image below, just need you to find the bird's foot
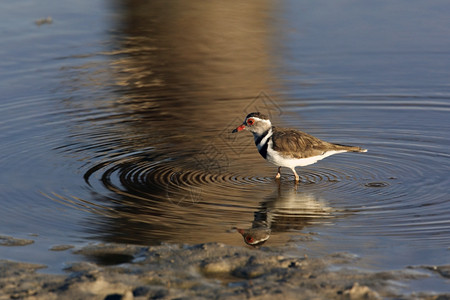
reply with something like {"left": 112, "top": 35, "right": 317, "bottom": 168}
{"left": 293, "top": 171, "right": 300, "bottom": 182}
{"left": 275, "top": 167, "right": 282, "bottom": 180}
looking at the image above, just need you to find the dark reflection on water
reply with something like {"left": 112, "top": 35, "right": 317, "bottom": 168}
{"left": 236, "top": 182, "right": 333, "bottom": 246}
{"left": 0, "top": 0, "right": 449, "bottom": 279}
{"left": 47, "top": 0, "right": 288, "bottom": 246}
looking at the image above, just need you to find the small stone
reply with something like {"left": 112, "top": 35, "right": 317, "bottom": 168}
{"left": 201, "top": 260, "right": 233, "bottom": 274}
{"left": 35, "top": 17, "right": 53, "bottom": 26}
{"left": 343, "top": 282, "right": 381, "bottom": 300}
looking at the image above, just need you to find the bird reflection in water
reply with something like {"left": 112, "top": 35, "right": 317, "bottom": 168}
{"left": 236, "top": 182, "right": 332, "bottom": 247}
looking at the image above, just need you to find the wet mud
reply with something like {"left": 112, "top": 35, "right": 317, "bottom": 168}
{"left": 0, "top": 242, "right": 448, "bottom": 300}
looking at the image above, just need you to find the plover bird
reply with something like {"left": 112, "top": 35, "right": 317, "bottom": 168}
{"left": 232, "top": 112, "right": 367, "bottom": 181}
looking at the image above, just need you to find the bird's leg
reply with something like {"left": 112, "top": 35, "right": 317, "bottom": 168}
{"left": 292, "top": 168, "right": 300, "bottom": 182}
{"left": 275, "top": 166, "right": 281, "bottom": 180}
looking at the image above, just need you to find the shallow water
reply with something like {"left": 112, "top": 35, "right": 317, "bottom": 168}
{"left": 1, "top": 0, "right": 449, "bottom": 289}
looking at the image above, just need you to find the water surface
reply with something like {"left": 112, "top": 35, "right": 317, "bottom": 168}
{"left": 0, "top": 0, "right": 449, "bottom": 290}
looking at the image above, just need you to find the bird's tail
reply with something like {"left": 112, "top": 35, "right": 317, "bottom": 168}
{"left": 333, "top": 144, "right": 368, "bottom": 153}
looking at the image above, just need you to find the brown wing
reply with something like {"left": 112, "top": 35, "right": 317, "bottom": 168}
{"left": 271, "top": 128, "right": 335, "bottom": 159}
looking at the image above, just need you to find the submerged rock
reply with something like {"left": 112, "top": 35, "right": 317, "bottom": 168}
{"left": 0, "top": 235, "right": 34, "bottom": 246}
{"left": 49, "top": 244, "right": 75, "bottom": 251}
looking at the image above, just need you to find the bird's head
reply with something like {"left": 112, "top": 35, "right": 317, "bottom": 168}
{"left": 236, "top": 227, "right": 271, "bottom": 247}
{"left": 231, "top": 112, "right": 272, "bottom": 135}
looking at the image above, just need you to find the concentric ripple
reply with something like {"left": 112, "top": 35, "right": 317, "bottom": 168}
{"left": 36, "top": 89, "right": 449, "bottom": 250}
{"left": 81, "top": 151, "right": 275, "bottom": 208}
{"left": 281, "top": 97, "right": 450, "bottom": 248}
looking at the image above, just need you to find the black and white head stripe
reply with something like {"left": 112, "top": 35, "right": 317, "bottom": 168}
{"left": 255, "top": 128, "right": 273, "bottom": 159}
{"left": 246, "top": 112, "right": 269, "bottom": 120}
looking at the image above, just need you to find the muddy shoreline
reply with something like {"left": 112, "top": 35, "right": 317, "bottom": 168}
{"left": 1, "top": 242, "right": 448, "bottom": 300}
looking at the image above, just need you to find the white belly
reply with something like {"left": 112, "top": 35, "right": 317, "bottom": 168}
{"left": 266, "top": 141, "right": 346, "bottom": 170}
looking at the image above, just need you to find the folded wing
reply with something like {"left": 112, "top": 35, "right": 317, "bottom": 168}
{"left": 271, "top": 128, "right": 333, "bottom": 159}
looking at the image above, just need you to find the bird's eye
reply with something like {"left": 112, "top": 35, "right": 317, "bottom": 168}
{"left": 247, "top": 119, "right": 254, "bottom": 125}
{"left": 246, "top": 236, "right": 254, "bottom": 243}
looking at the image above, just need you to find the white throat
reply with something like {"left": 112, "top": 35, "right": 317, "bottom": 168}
{"left": 249, "top": 117, "right": 272, "bottom": 136}
{"left": 254, "top": 127, "right": 273, "bottom": 150}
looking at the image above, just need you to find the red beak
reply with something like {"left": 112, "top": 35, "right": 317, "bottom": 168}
{"left": 232, "top": 124, "right": 246, "bottom": 133}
